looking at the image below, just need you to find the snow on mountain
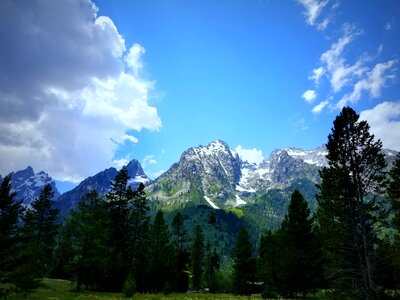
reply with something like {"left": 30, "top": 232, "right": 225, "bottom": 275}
{"left": 56, "top": 159, "right": 150, "bottom": 214}
{"left": 8, "top": 166, "right": 59, "bottom": 205}
{"left": 283, "top": 146, "right": 328, "bottom": 167}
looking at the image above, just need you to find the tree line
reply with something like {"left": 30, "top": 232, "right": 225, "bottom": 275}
{"left": 1, "top": 106, "right": 400, "bottom": 299}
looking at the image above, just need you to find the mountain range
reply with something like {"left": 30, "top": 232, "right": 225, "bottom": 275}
{"left": 2, "top": 140, "right": 398, "bottom": 226}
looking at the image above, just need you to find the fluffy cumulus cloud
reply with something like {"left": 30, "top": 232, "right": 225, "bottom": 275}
{"left": 234, "top": 145, "right": 265, "bottom": 165}
{"left": 360, "top": 102, "right": 400, "bottom": 151}
{"left": 296, "top": 0, "right": 331, "bottom": 30}
{"left": 302, "top": 90, "right": 317, "bottom": 103}
{"left": 0, "top": 0, "right": 161, "bottom": 182}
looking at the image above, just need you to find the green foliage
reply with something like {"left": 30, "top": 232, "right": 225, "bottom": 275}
{"left": 55, "top": 189, "right": 108, "bottom": 291}
{"left": 275, "top": 190, "right": 323, "bottom": 297}
{"left": 148, "top": 210, "right": 172, "bottom": 292}
{"left": 388, "top": 154, "right": 400, "bottom": 231}
{"left": 0, "top": 175, "right": 23, "bottom": 294}
{"left": 123, "top": 272, "right": 136, "bottom": 298}
{"left": 232, "top": 226, "right": 256, "bottom": 295}
{"left": 18, "top": 184, "right": 59, "bottom": 295}
{"left": 190, "top": 225, "right": 204, "bottom": 290}
{"left": 316, "top": 106, "right": 388, "bottom": 299}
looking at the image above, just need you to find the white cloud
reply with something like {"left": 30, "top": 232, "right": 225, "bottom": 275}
{"left": 311, "top": 100, "right": 329, "bottom": 114}
{"left": 296, "top": 0, "right": 330, "bottom": 30}
{"left": 385, "top": 22, "right": 393, "bottom": 31}
{"left": 360, "top": 102, "right": 400, "bottom": 151}
{"left": 337, "top": 60, "right": 397, "bottom": 107}
{"left": 143, "top": 155, "right": 157, "bottom": 167}
{"left": 309, "top": 67, "right": 325, "bottom": 85}
{"left": 307, "top": 25, "right": 397, "bottom": 109}
{"left": 302, "top": 90, "right": 317, "bottom": 103}
{"left": 235, "top": 145, "right": 264, "bottom": 165}
{"left": 120, "top": 134, "right": 139, "bottom": 144}
{"left": 0, "top": 0, "right": 162, "bottom": 182}
{"left": 319, "top": 26, "right": 368, "bottom": 92}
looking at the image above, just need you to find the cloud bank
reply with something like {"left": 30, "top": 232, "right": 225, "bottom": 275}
{"left": 0, "top": 0, "right": 161, "bottom": 182}
{"left": 360, "top": 102, "right": 400, "bottom": 151}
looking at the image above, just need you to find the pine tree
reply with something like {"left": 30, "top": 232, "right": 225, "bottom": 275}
{"left": 277, "top": 190, "right": 323, "bottom": 297}
{"left": 388, "top": 154, "right": 400, "bottom": 231}
{"left": 58, "top": 190, "right": 108, "bottom": 291}
{"left": 0, "top": 175, "right": 23, "bottom": 297}
{"left": 232, "top": 226, "right": 256, "bottom": 295}
{"left": 170, "top": 212, "right": 189, "bottom": 293}
{"left": 386, "top": 154, "right": 400, "bottom": 288}
{"left": 148, "top": 210, "right": 172, "bottom": 292}
{"left": 258, "top": 230, "right": 279, "bottom": 299}
{"left": 128, "top": 182, "right": 150, "bottom": 292}
{"left": 190, "top": 225, "right": 204, "bottom": 291}
{"left": 171, "top": 211, "right": 187, "bottom": 251}
{"left": 316, "top": 107, "right": 387, "bottom": 299}
{"left": 17, "top": 184, "right": 59, "bottom": 295}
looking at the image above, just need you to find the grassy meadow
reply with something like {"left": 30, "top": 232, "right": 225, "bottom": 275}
{"left": 5, "top": 278, "right": 264, "bottom": 300}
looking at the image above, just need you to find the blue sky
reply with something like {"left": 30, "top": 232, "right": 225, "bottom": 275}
{"left": 0, "top": 0, "right": 399, "bottom": 192}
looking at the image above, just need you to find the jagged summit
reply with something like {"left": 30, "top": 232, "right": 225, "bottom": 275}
{"left": 6, "top": 166, "right": 59, "bottom": 205}
{"left": 4, "top": 141, "right": 398, "bottom": 215}
{"left": 56, "top": 159, "right": 150, "bottom": 213}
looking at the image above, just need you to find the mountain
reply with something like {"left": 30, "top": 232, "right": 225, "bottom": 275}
{"left": 56, "top": 159, "right": 150, "bottom": 213}
{"left": 5, "top": 166, "right": 60, "bottom": 205}
{"left": 145, "top": 140, "right": 398, "bottom": 228}
{"left": 146, "top": 141, "right": 327, "bottom": 211}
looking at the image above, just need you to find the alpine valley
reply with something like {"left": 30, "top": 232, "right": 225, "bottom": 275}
{"left": 3, "top": 140, "right": 398, "bottom": 231}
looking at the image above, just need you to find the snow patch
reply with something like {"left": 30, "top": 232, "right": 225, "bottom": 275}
{"left": 235, "top": 185, "right": 256, "bottom": 193}
{"left": 204, "top": 195, "right": 219, "bottom": 209}
{"left": 234, "top": 195, "right": 246, "bottom": 207}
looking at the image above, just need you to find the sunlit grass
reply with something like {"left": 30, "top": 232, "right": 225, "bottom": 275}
{"left": 6, "top": 278, "right": 263, "bottom": 300}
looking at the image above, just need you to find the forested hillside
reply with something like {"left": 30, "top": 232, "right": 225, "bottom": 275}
{"left": 1, "top": 107, "right": 400, "bottom": 299}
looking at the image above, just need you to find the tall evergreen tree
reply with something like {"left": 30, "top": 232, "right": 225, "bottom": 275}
{"left": 0, "top": 175, "right": 23, "bottom": 296}
{"left": 58, "top": 190, "right": 108, "bottom": 291}
{"left": 148, "top": 210, "right": 172, "bottom": 292}
{"left": 190, "top": 225, "right": 204, "bottom": 291}
{"left": 386, "top": 154, "right": 400, "bottom": 287}
{"left": 258, "top": 230, "right": 279, "bottom": 298}
{"left": 17, "top": 184, "right": 59, "bottom": 295}
{"left": 104, "top": 167, "right": 132, "bottom": 291}
{"left": 388, "top": 154, "right": 400, "bottom": 231}
{"left": 316, "top": 107, "right": 387, "bottom": 299}
{"left": 128, "top": 182, "right": 150, "bottom": 292}
{"left": 277, "top": 190, "right": 323, "bottom": 297}
{"left": 170, "top": 212, "right": 189, "bottom": 293}
{"left": 232, "top": 226, "right": 256, "bottom": 295}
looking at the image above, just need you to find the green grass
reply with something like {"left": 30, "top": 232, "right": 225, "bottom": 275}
{"left": 6, "top": 278, "right": 263, "bottom": 300}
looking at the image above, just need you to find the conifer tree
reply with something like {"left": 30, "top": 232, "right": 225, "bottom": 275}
{"left": 277, "top": 190, "right": 323, "bottom": 297}
{"left": 128, "top": 182, "right": 150, "bottom": 292}
{"left": 316, "top": 107, "right": 387, "bottom": 298}
{"left": 190, "top": 225, "right": 204, "bottom": 291}
{"left": 148, "top": 210, "right": 172, "bottom": 292}
{"left": 232, "top": 226, "right": 255, "bottom": 295}
{"left": 59, "top": 190, "right": 108, "bottom": 291}
{"left": 17, "top": 184, "right": 59, "bottom": 295}
{"left": 0, "top": 175, "right": 23, "bottom": 296}
{"left": 386, "top": 154, "right": 400, "bottom": 287}
{"left": 258, "top": 230, "right": 279, "bottom": 299}
{"left": 105, "top": 167, "right": 132, "bottom": 291}
{"left": 171, "top": 212, "right": 189, "bottom": 292}
{"left": 388, "top": 154, "right": 400, "bottom": 231}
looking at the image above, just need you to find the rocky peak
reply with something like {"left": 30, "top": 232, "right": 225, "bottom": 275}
{"left": 9, "top": 166, "right": 59, "bottom": 205}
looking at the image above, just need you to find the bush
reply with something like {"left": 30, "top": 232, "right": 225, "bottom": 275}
{"left": 123, "top": 273, "right": 136, "bottom": 298}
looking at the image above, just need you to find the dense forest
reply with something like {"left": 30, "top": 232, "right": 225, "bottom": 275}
{"left": 1, "top": 107, "right": 400, "bottom": 299}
